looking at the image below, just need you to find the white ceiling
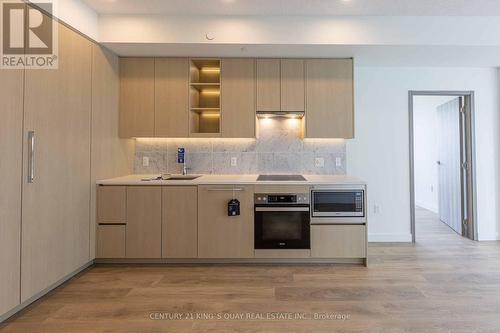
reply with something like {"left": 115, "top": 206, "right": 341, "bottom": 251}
{"left": 82, "top": 0, "right": 500, "bottom": 16}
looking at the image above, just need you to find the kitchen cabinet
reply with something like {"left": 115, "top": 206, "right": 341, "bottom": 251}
{"left": 281, "top": 59, "right": 305, "bottom": 111}
{"left": 97, "top": 225, "right": 126, "bottom": 258}
{"left": 256, "top": 59, "right": 305, "bottom": 112}
{"left": 305, "top": 59, "right": 354, "bottom": 139}
{"left": 256, "top": 59, "right": 281, "bottom": 111}
{"left": 0, "top": 66, "right": 23, "bottom": 316}
{"left": 221, "top": 59, "right": 256, "bottom": 138}
{"left": 97, "top": 186, "right": 126, "bottom": 224}
{"left": 119, "top": 58, "right": 155, "bottom": 138}
{"left": 90, "top": 45, "right": 134, "bottom": 258}
{"left": 311, "top": 225, "right": 366, "bottom": 258}
{"left": 162, "top": 186, "right": 198, "bottom": 258}
{"left": 198, "top": 185, "right": 254, "bottom": 258}
{"left": 155, "top": 58, "right": 190, "bottom": 137}
{"left": 21, "top": 21, "right": 93, "bottom": 302}
{"left": 126, "top": 187, "right": 162, "bottom": 258}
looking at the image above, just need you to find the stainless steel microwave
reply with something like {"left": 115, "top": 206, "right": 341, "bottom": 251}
{"left": 310, "top": 185, "right": 366, "bottom": 224}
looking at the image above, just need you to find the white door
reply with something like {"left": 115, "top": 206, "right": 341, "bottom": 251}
{"left": 437, "top": 98, "right": 462, "bottom": 234}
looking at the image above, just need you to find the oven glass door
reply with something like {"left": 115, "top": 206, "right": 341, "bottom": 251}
{"left": 254, "top": 206, "right": 310, "bottom": 249}
{"left": 312, "top": 190, "right": 364, "bottom": 217}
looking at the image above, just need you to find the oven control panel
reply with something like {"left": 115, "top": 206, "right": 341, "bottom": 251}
{"left": 254, "top": 193, "right": 310, "bottom": 205}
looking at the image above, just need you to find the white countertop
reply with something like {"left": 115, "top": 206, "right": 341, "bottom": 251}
{"left": 97, "top": 174, "right": 366, "bottom": 186}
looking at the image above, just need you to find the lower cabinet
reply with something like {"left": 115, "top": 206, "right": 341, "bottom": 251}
{"left": 162, "top": 186, "right": 198, "bottom": 258}
{"left": 311, "top": 225, "right": 366, "bottom": 258}
{"left": 97, "top": 225, "right": 126, "bottom": 258}
{"left": 126, "top": 186, "right": 162, "bottom": 258}
{"left": 198, "top": 185, "right": 254, "bottom": 258}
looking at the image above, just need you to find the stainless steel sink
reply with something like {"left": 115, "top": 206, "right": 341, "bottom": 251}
{"left": 164, "top": 175, "right": 200, "bottom": 180}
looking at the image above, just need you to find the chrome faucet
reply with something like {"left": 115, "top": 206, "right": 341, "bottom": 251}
{"left": 182, "top": 163, "right": 190, "bottom": 176}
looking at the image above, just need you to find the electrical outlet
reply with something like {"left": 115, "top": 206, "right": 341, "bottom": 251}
{"left": 336, "top": 157, "right": 342, "bottom": 167}
{"left": 231, "top": 157, "right": 238, "bottom": 167}
{"left": 430, "top": 185, "right": 434, "bottom": 192}
{"left": 142, "top": 156, "right": 149, "bottom": 167}
{"left": 315, "top": 157, "right": 325, "bottom": 168}
{"left": 373, "top": 204, "right": 381, "bottom": 214}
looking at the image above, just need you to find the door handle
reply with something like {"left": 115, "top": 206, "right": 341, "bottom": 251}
{"left": 255, "top": 207, "right": 310, "bottom": 212}
{"left": 27, "top": 131, "right": 35, "bottom": 183}
{"left": 207, "top": 188, "right": 245, "bottom": 192}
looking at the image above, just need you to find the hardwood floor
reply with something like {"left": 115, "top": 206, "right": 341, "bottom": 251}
{"left": 2, "top": 209, "right": 500, "bottom": 332}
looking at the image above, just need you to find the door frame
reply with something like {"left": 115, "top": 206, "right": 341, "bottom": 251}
{"left": 408, "top": 91, "right": 478, "bottom": 242}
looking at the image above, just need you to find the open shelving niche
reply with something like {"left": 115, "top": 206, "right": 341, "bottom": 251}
{"left": 189, "top": 59, "right": 221, "bottom": 135}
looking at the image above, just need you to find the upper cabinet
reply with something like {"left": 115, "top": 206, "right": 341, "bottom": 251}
{"left": 281, "top": 59, "right": 305, "bottom": 112}
{"left": 256, "top": 59, "right": 305, "bottom": 112}
{"left": 155, "top": 58, "right": 190, "bottom": 137}
{"left": 305, "top": 59, "right": 354, "bottom": 139}
{"left": 189, "top": 59, "right": 221, "bottom": 136}
{"left": 119, "top": 58, "right": 155, "bottom": 138}
{"left": 256, "top": 59, "right": 281, "bottom": 111}
{"left": 221, "top": 59, "right": 256, "bottom": 138}
{"left": 119, "top": 57, "right": 354, "bottom": 139}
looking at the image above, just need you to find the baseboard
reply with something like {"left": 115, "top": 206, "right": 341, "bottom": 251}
{"left": 95, "top": 258, "right": 366, "bottom": 265}
{"left": 478, "top": 233, "right": 500, "bottom": 241}
{"left": 0, "top": 260, "right": 94, "bottom": 323}
{"left": 368, "top": 233, "right": 412, "bottom": 242}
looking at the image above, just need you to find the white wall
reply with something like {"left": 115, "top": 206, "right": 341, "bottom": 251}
{"left": 347, "top": 67, "right": 500, "bottom": 241}
{"left": 56, "top": 0, "right": 98, "bottom": 40}
{"left": 413, "top": 96, "right": 456, "bottom": 213}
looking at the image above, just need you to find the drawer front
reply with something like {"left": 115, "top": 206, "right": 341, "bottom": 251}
{"left": 311, "top": 225, "right": 366, "bottom": 258}
{"left": 97, "top": 225, "right": 126, "bottom": 258}
{"left": 97, "top": 186, "right": 126, "bottom": 224}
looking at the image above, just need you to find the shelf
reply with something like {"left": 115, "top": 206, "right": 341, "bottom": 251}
{"left": 191, "top": 107, "right": 220, "bottom": 111}
{"left": 190, "top": 83, "right": 220, "bottom": 92}
{"left": 189, "top": 59, "right": 221, "bottom": 135}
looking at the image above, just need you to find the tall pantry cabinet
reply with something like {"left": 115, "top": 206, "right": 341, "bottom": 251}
{"left": 0, "top": 9, "right": 133, "bottom": 318}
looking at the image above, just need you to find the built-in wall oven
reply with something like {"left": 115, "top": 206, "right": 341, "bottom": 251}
{"left": 254, "top": 193, "right": 310, "bottom": 249}
{"left": 311, "top": 185, "right": 366, "bottom": 224}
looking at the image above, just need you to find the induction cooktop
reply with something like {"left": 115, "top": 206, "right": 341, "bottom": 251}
{"left": 257, "top": 175, "right": 306, "bottom": 181}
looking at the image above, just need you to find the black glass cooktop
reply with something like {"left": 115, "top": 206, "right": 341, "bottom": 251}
{"left": 257, "top": 175, "right": 306, "bottom": 181}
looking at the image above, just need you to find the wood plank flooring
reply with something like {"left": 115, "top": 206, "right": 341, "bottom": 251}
{"left": 2, "top": 208, "right": 500, "bottom": 332}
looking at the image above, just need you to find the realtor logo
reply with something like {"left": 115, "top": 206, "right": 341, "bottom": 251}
{"left": 1, "top": 0, "right": 58, "bottom": 69}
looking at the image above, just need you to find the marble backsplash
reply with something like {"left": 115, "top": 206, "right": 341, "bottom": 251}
{"left": 134, "top": 118, "right": 346, "bottom": 175}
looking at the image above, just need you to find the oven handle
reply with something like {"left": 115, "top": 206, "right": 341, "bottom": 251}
{"left": 255, "top": 207, "right": 310, "bottom": 212}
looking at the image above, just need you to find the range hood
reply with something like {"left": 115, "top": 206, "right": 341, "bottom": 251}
{"left": 256, "top": 111, "right": 305, "bottom": 118}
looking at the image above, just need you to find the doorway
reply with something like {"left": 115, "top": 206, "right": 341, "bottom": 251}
{"left": 409, "top": 91, "right": 477, "bottom": 242}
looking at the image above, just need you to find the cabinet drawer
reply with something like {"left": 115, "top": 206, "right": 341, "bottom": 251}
{"left": 97, "top": 225, "right": 126, "bottom": 258}
{"left": 97, "top": 186, "right": 126, "bottom": 224}
{"left": 311, "top": 225, "right": 366, "bottom": 258}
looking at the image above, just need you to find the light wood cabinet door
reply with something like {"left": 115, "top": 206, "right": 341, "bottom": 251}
{"left": 281, "top": 59, "right": 305, "bottom": 111}
{"left": 22, "top": 22, "right": 92, "bottom": 301}
{"left": 198, "top": 185, "right": 254, "bottom": 258}
{"left": 90, "top": 44, "right": 134, "bottom": 259}
{"left": 97, "top": 186, "right": 126, "bottom": 224}
{"left": 0, "top": 67, "right": 23, "bottom": 316}
{"left": 311, "top": 225, "right": 366, "bottom": 258}
{"left": 21, "top": 24, "right": 92, "bottom": 301}
{"left": 305, "top": 59, "right": 354, "bottom": 139}
{"left": 256, "top": 59, "right": 280, "bottom": 111}
{"left": 221, "top": 59, "right": 255, "bottom": 138}
{"left": 162, "top": 187, "right": 198, "bottom": 258}
{"left": 97, "top": 225, "right": 126, "bottom": 258}
{"left": 155, "top": 58, "right": 189, "bottom": 137}
{"left": 126, "top": 187, "right": 162, "bottom": 258}
{"left": 119, "top": 58, "right": 155, "bottom": 138}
